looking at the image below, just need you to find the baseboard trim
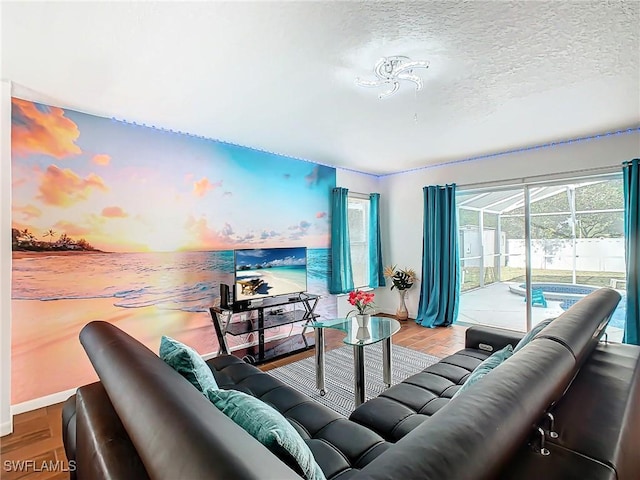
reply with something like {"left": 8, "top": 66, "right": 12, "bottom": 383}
{"left": 202, "top": 351, "right": 219, "bottom": 361}
{"left": 12, "top": 387, "right": 78, "bottom": 415}
{"left": 1, "top": 420, "right": 13, "bottom": 437}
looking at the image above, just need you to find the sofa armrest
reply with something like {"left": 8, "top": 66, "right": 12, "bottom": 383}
{"left": 465, "top": 325, "right": 524, "bottom": 353}
{"left": 61, "top": 394, "right": 77, "bottom": 462}
{"left": 80, "top": 321, "right": 300, "bottom": 480}
{"left": 75, "top": 382, "right": 149, "bottom": 480}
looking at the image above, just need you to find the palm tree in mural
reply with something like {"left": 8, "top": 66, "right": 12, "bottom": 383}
{"left": 57, "top": 233, "right": 72, "bottom": 248}
{"left": 43, "top": 229, "right": 56, "bottom": 244}
{"left": 20, "top": 228, "right": 35, "bottom": 247}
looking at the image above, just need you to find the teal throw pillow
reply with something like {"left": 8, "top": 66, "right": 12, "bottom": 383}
{"left": 454, "top": 344, "right": 514, "bottom": 398}
{"left": 513, "top": 318, "right": 555, "bottom": 353}
{"left": 159, "top": 336, "right": 218, "bottom": 393}
{"left": 207, "top": 388, "right": 325, "bottom": 480}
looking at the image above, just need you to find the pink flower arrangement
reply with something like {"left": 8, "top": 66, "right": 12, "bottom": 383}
{"left": 347, "top": 289, "right": 376, "bottom": 316}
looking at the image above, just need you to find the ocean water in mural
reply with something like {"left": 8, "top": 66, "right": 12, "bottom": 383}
{"left": 12, "top": 249, "right": 330, "bottom": 313}
{"left": 10, "top": 98, "right": 336, "bottom": 403}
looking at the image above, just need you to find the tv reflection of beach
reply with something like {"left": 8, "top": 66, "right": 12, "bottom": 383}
{"left": 235, "top": 266, "right": 307, "bottom": 301}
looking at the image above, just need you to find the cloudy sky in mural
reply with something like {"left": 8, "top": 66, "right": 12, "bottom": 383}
{"left": 11, "top": 98, "right": 333, "bottom": 252}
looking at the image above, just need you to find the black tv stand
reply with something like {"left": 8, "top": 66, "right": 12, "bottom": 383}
{"left": 209, "top": 293, "right": 320, "bottom": 364}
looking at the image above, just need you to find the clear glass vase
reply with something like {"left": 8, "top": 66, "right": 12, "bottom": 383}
{"left": 396, "top": 289, "right": 409, "bottom": 320}
{"left": 356, "top": 313, "right": 370, "bottom": 328}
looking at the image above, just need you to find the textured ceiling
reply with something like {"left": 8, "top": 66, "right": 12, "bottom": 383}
{"left": 2, "top": 1, "right": 639, "bottom": 175}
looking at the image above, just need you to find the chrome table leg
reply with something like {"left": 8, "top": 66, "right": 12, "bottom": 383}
{"left": 315, "top": 328, "right": 326, "bottom": 396}
{"left": 383, "top": 337, "right": 392, "bottom": 388}
{"left": 354, "top": 345, "right": 365, "bottom": 407}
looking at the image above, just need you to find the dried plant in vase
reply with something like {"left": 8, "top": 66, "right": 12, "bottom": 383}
{"left": 384, "top": 265, "right": 417, "bottom": 321}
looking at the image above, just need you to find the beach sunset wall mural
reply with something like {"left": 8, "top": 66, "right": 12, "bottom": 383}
{"left": 10, "top": 97, "right": 336, "bottom": 404}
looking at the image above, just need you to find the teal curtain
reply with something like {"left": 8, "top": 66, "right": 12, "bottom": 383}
{"left": 329, "top": 187, "right": 354, "bottom": 294}
{"left": 623, "top": 158, "right": 639, "bottom": 345}
{"left": 368, "top": 193, "right": 386, "bottom": 288}
{"left": 416, "top": 184, "right": 460, "bottom": 328}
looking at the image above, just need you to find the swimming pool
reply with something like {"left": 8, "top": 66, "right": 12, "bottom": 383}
{"left": 509, "top": 282, "right": 627, "bottom": 329}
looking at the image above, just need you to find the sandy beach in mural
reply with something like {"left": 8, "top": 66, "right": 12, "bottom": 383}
{"left": 11, "top": 297, "right": 213, "bottom": 404}
{"left": 11, "top": 296, "right": 314, "bottom": 404}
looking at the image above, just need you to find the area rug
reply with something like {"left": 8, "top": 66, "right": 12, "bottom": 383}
{"left": 268, "top": 344, "right": 440, "bottom": 416}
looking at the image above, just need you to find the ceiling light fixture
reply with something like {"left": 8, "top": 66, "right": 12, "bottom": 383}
{"left": 355, "top": 56, "right": 430, "bottom": 99}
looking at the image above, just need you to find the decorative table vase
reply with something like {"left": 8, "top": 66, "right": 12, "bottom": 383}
{"left": 356, "top": 313, "right": 370, "bottom": 328}
{"left": 356, "top": 326, "right": 371, "bottom": 341}
{"left": 396, "top": 290, "right": 409, "bottom": 321}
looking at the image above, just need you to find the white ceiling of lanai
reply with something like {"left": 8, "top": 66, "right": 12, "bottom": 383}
{"left": 2, "top": 1, "right": 639, "bottom": 175}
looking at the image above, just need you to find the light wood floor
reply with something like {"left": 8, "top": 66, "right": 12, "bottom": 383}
{"left": 0, "top": 320, "right": 467, "bottom": 480}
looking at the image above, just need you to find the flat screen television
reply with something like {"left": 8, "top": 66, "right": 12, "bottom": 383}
{"left": 234, "top": 247, "right": 307, "bottom": 303}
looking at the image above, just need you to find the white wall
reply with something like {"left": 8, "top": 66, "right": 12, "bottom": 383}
{"left": 1, "top": 80, "right": 13, "bottom": 436}
{"left": 380, "top": 131, "right": 640, "bottom": 319}
{"left": 336, "top": 169, "right": 380, "bottom": 195}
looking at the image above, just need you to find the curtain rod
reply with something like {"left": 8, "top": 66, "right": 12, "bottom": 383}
{"left": 348, "top": 191, "right": 371, "bottom": 200}
{"left": 457, "top": 165, "right": 621, "bottom": 191}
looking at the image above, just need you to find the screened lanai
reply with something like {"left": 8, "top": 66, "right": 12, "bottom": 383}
{"left": 456, "top": 177, "right": 627, "bottom": 341}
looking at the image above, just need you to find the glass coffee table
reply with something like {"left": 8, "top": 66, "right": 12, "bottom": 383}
{"left": 307, "top": 316, "right": 401, "bottom": 407}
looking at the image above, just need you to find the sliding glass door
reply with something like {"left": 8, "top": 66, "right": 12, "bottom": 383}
{"left": 457, "top": 176, "right": 626, "bottom": 339}
{"left": 458, "top": 188, "right": 527, "bottom": 332}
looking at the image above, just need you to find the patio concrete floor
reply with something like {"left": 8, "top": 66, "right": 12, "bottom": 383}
{"left": 458, "top": 282, "right": 624, "bottom": 342}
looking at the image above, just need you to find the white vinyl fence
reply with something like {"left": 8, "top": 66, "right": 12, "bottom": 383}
{"left": 506, "top": 238, "right": 625, "bottom": 272}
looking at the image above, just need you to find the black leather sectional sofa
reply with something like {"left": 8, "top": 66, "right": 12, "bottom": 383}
{"left": 62, "top": 288, "right": 639, "bottom": 479}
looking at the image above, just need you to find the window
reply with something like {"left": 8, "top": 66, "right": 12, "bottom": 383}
{"left": 348, "top": 195, "right": 370, "bottom": 288}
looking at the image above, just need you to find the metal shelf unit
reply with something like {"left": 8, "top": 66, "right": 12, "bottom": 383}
{"left": 209, "top": 293, "right": 319, "bottom": 364}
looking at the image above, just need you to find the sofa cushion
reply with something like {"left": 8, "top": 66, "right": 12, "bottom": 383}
{"left": 207, "top": 388, "right": 326, "bottom": 480}
{"left": 207, "top": 354, "right": 391, "bottom": 479}
{"left": 349, "top": 349, "right": 489, "bottom": 441}
{"left": 453, "top": 344, "right": 514, "bottom": 398}
{"left": 159, "top": 335, "right": 218, "bottom": 393}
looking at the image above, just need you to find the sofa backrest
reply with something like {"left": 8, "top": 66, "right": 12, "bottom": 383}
{"left": 79, "top": 321, "right": 299, "bottom": 480}
{"left": 354, "top": 338, "right": 577, "bottom": 480}
{"left": 535, "top": 287, "right": 620, "bottom": 366}
{"left": 353, "top": 287, "right": 621, "bottom": 480}
{"left": 498, "top": 341, "right": 640, "bottom": 480}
